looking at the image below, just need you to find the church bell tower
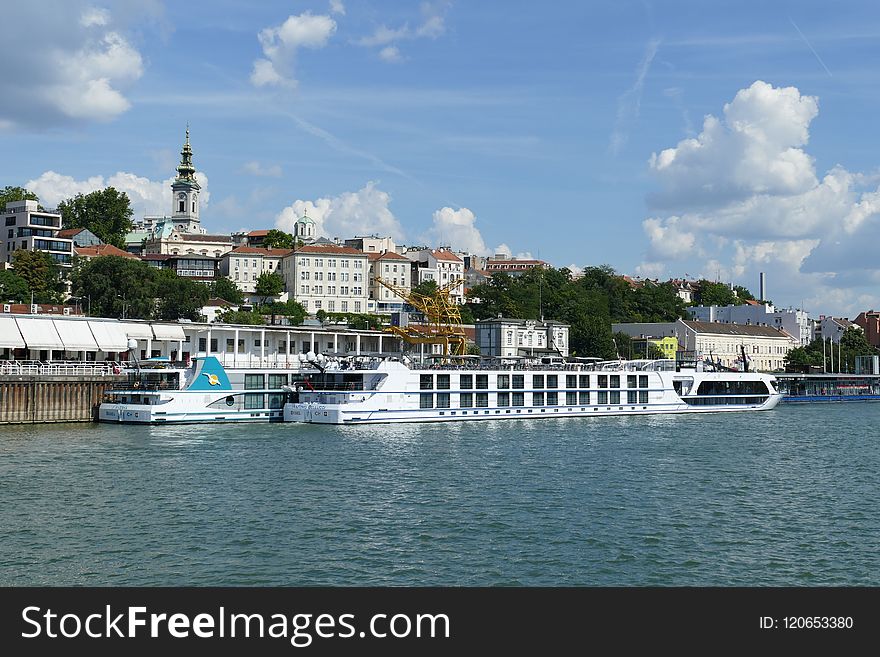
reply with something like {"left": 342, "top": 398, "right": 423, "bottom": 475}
{"left": 170, "top": 126, "right": 202, "bottom": 233}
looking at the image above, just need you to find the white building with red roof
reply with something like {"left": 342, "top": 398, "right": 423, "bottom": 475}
{"left": 282, "top": 245, "right": 369, "bottom": 315}
{"left": 405, "top": 247, "right": 465, "bottom": 304}
{"left": 366, "top": 250, "right": 413, "bottom": 314}
{"left": 220, "top": 246, "right": 293, "bottom": 293}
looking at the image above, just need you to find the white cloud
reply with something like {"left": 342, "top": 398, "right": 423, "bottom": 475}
{"left": 356, "top": 2, "right": 448, "bottom": 60}
{"left": 251, "top": 12, "right": 337, "bottom": 88}
{"left": 0, "top": 5, "right": 144, "bottom": 128}
{"left": 25, "top": 170, "right": 210, "bottom": 219}
{"left": 329, "top": 0, "right": 346, "bottom": 16}
{"left": 81, "top": 6, "right": 109, "bottom": 27}
{"left": 274, "top": 182, "right": 404, "bottom": 241}
{"left": 649, "top": 80, "right": 819, "bottom": 211}
{"left": 426, "top": 207, "right": 493, "bottom": 255}
{"left": 640, "top": 79, "right": 880, "bottom": 316}
{"left": 243, "top": 161, "right": 283, "bottom": 178}
{"left": 642, "top": 216, "right": 696, "bottom": 260}
{"left": 379, "top": 46, "right": 403, "bottom": 63}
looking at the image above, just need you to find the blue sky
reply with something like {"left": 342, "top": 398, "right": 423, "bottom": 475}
{"left": 3, "top": 1, "right": 880, "bottom": 316}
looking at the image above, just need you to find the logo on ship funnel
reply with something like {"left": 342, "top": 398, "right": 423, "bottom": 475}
{"left": 203, "top": 373, "right": 221, "bottom": 386}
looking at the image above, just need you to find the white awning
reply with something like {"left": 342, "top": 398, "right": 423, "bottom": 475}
{"left": 120, "top": 322, "right": 153, "bottom": 339}
{"left": 54, "top": 320, "right": 99, "bottom": 351}
{"left": 151, "top": 324, "right": 186, "bottom": 340}
{"left": 88, "top": 321, "right": 129, "bottom": 352}
{"left": 15, "top": 317, "right": 64, "bottom": 349}
{"left": 0, "top": 316, "right": 25, "bottom": 348}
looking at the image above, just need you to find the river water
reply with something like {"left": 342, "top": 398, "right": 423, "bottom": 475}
{"left": 1, "top": 404, "right": 877, "bottom": 586}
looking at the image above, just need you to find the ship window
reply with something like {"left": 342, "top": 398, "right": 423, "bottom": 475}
{"left": 512, "top": 375, "right": 524, "bottom": 389}
{"left": 460, "top": 393, "right": 473, "bottom": 408}
{"left": 268, "top": 374, "right": 288, "bottom": 388}
{"left": 245, "top": 393, "right": 263, "bottom": 409}
{"left": 546, "top": 375, "right": 557, "bottom": 388}
{"left": 420, "top": 374, "right": 433, "bottom": 390}
{"left": 475, "top": 393, "right": 488, "bottom": 407}
{"left": 497, "top": 392, "right": 509, "bottom": 407}
{"left": 627, "top": 375, "right": 637, "bottom": 388}
{"left": 533, "top": 392, "right": 544, "bottom": 406}
{"left": 639, "top": 390, "right": 648, "bottom": 404}
{"left": 436, "top": 393, "right": 450, "bottom": 408}
{"left": 512, "top": 392, "right": 524, "bottom": 406}
{"left": 566, "top": 391, "right": 577, "bottom": 405}
{"left": 459, "top": 374, "right": 473, "bottom": 389}
{"left": 610, "top": 391, "right": 620, "bottom": 404}
{"left": 533, "top": 375, "right": 544, "bottom": 389}
{"left": 639, "top": 375, "right": 648, "bottom": 388}
{"left": 497, "top": 375, "right": 509, "bottom": 389}
{"left": 476, "top": 375, "right": 488, "bottom": 390}
{"left": 598, "top": 375, "right": 608, "bottom": 389}
{"left": 566, "top": 375, "right": 577, "bottom": 388}
{"left": 627, "top": 391, "right": 638, "bottom": 404}
{"left": 198, "top": 338, "right": 206, "bottom": 351}
{"left": 547, "top": 391, "right": 558, "bottom": 406}
{"left": 420, "top": 393, "right": 433, "bottom": 408}
{"left": 225, "top": 396, "right": 235, "bottom": 407}
{"left": 245, "top": 374, "right": 265, "bottom": 389}
{"left": 579, "top": 375, "right": 590, "bottom": 388}
{"left": 598, "top": 391, "right": 608, "bottom": 404}
{"left": 610, "top": 375, "right": 620, "bottom": 388}
{"left": 579, "top": 391, "right": 590, "bottom": 404}
{"left": 436, "top": 374, "right": 450, "bottom": 390}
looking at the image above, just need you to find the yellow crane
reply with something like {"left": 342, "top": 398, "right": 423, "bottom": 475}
{"left": 375, "top": 276, "right": 468, "bottom": 357}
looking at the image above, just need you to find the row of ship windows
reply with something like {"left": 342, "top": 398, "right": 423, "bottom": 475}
{"left": 419, "top": 390, "right": 650, "bottom": 408}
{"left": 419, "top": 373, "right": 650, "bottom": 390}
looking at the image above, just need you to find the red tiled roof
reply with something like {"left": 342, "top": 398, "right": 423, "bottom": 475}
{"left": 228, "top": 246, "right": 293, "bottom": 256}
{"left": 247, "top": 229, "right": 270, "bottom": 236}
{"left": 75, "top": 244, "right": 138, "bottom": 259}
{"left": 57, "top": 228, "right": 88, "bottom": 238}
{"left": 375, "top": 251, "right": 409, "bottom": 261}
{"left": 431, "top": 249, "right": 463, "bottom": 262}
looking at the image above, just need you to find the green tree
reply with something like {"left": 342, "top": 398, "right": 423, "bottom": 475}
{"left": 210, "top": 277, "right": 244, "bottom": 304}
{"left": 315, "top": 309, "right": 328, "bottom": 324}
{"left": 11, "top": 250, "right": 65, "bottom": 303}
{"left": 0, "top": 186, "right": 39, "bottom": 210}
{"left": 784, "top": 345, "right": 823, "bottom": 372}
{"left": 155, "top": 271, "right": 211, "bottom": 321}
{"left": 695, "top": 280, "right": 739, "bottom": 307}
{"left": 254, "top": 271, "right": 284, "bottom": 304}
{"left": 258, "top": 299, "right": 307, "bottom": 326}
{"left": 0, "top": 270, "right": 30, "bottom": 302}
{"left": 57, "top": 187, "right": 134, "bottom": 249}
{"left": 216, "top": 309, "right": 266, "bottom": 325}
{"left": 262, "top": 229, "right": 295, "bottom": 249}
{"left": 70, "top": 256, "right": 158, "bottom": 319}
{"left": 411, "top": 279, "right": 439, "bottom": 297}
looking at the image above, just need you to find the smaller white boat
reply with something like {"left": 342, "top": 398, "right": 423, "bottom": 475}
{"left": 98, "top": 356, "right": 294, "bottom": 423}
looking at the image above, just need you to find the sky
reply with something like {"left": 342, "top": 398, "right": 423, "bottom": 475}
{"left": 2, "top": 1, "right": 880, "bottom": 317}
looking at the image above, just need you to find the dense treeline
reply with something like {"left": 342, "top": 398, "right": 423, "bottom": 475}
{"left": 466, "top": 266, "right": 689, "bottom": 359}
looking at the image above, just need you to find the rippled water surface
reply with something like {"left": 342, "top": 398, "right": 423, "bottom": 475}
{"left": 1, "top": 404, "right": 878, "bottom": 585}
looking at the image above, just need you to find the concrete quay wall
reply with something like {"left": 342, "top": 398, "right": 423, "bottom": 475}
{"left": 0, "top": 375, "right": 124, "bottom": 424}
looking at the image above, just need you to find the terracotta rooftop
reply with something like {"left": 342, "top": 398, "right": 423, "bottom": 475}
{"left": 228, "top": 246, "right": 293, "bottom": 256}
{"left": 74, "top": 244, "right": 138, "bottom": 259}
{"left": 247, "top": 229, "right": 270, "bottom": 236}
{"left": 367, "top": 250, "right": 410, "bottom": 261}
{"left": 57, "top": 228, "right": 88, "bottom": 238}
{"left": 431, "top": 249, "right": 463, "bottom": 262}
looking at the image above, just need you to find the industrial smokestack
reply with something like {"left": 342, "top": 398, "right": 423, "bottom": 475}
{"left": 759, "top": 272, "right": 766, "bottom": 302}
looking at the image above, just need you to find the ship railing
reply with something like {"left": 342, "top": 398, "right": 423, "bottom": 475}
{"left": 0, "top": 360, "right": 120, "bottom": 377}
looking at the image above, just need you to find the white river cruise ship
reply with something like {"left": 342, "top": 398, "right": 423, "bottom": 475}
{"left": 283, "top": 356, "right": 782, "bottom": 424}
